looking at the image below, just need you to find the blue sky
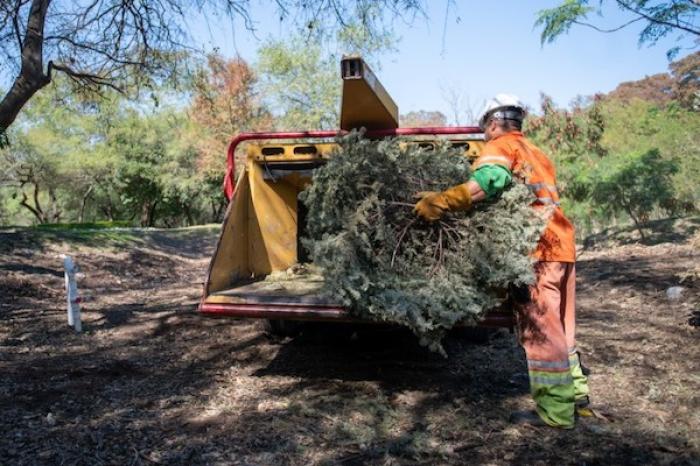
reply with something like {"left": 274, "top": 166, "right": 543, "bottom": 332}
{"left": 190, "top": 1, "right": 694, "bottom": 123}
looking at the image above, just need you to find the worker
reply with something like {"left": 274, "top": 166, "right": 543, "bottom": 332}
{"left": 414, "top": 94, "right": 590, "bottom": 429}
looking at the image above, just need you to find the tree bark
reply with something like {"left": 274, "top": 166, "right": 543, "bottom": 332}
{"left": 48, "top": 187, "right": 61, "bottom": 223}
{"left": 78, "top": 185, "right": 94, "bottom": 223}
{"left": 19, "top": 186, "right": 46, "bottom": 223}
{"left": 0, "top": 0, "right": 52, "bottom": 131}
{"left": 183, "top": 203, "right": 194, "bottom": 226}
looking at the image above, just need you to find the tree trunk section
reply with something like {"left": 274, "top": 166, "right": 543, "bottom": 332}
{"left": 0, "top": 0, "right": 52, "bottom": 131}
{"left": 78, "top": 185, "right": 94, "bottom": 223}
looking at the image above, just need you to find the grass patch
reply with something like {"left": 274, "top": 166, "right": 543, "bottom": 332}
{"left": 35, "top": 221, "right": 131, "bottom": 230}
{"left": 0, "top": 224, "right": 221, "bottom": 253}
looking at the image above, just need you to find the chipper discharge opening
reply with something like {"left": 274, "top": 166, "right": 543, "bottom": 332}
{"left": 198, "top": 57, "right": 513, "bottom": 329}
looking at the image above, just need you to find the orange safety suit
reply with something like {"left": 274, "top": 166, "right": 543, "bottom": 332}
{"left": 474, "top": 131, "right": 588, "bottom": 427}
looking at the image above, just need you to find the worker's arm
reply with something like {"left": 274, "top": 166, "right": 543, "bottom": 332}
{"left": 414, "top": 164, "right": 512, "bottom": 221}
{"left": 468, "top": 164, "right": 512, "bottom": 202}
{"left": 465, "top": 180, "right": 486, "bottom": 202}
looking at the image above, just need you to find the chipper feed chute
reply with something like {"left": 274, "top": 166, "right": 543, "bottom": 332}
{"left": 198, "top": 57, "right": 513, "bottom": 328}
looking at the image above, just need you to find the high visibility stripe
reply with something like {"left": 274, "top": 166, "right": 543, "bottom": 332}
{"left": 527, "top": 359, "right": 570, "bottom": 371}
{"left": 568, "top": 351, "right": 584, "bottom": 372}
{"left": 535, "top": 197, "right": 560, "bottom": 206}
{"left": 526, "top": 182, "right": 558, "bottom": 194}
{"left": 529, "top": 371, "right": 574, "bottom": 386}
{"left": 527, "top": 182, "right": 560, "bottom": 206}
{"left": 568, "top": 351, "right": 581, "bottom": 364}
{"left": 473, "top": 154, "right": 511, "bottom": 168}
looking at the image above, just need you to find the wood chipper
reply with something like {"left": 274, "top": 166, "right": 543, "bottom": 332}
{"left": 198, "top": 57, "right": 514, "bottom": 331}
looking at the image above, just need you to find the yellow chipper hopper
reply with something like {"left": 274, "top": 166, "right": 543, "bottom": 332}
{"left": 198, "top": 57, "right": 513, "bottom": 330}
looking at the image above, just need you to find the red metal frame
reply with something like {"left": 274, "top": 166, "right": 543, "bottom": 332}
{"left": 204, "top": 126, "right": 514, "bottom": 329}
{"left": 224, "top": 126, "right": 483, "bottom": 199}
{"left": 199, "top": 302, "right": 514, "bottom": 328}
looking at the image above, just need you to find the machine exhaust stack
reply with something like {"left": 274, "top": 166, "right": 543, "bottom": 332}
{"left": 340, "top": 57, "right": 399, "bottom": 131}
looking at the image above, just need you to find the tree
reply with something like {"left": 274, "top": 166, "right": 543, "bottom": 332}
{"left": 601, "top": 97, "right": 700, "bottom": 214}
{"left": 535, "top": 0, "right": 699, "bottom": 58}
{"left": 0, "top": 78, "right": 105, "bottom": 224}
{"left": 257, "top": 36, "right": 341, "bottom": 131}
{"left": 591, "top": 149, "right": 679, "bottom": 239}
{"left": 0, "top": 0, "right": 426, "bottom": 133}
{"left": 0, "top": 71, "right": 232, "bottom": 227}
{"left": 604, "top": 51, "right": 700, "bottom": 108}
{"left": 669, "top": 51, "right": 700, "bottom": 110}
{"left": 187, "top": 55, "right": 273, "bottom": 220}
{"left": 106, "top": 109, "right": 197, "bottom": 227}
{"left": 190, "top": 56, "right": 271, "bottom": 162}
{"left": 606, "top": 73, "right": 675, "bottom": 106}
{"left": 3, "top": 136, "right": 65, "bottom": 223}
{"left": 400, "top": 110, "right": 447, "bottom": 127}
{"left": 440, "top": 84, "right": 481, "bottom": 126}
{"left": 256, "top": 20, "right": 396, "bottom": 132}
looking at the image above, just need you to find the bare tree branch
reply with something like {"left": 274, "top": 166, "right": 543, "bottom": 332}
{"left": 48, "top": 61, "right": 124, "bottom": 93}
{"left": 572, "top": 16, "right": 644, "bottom": 34}
{"left": 0, "top": 0, "right": 51, "bottom": 131}
{"left": 615, "top": 0, "right": 700, "bottom": 37}
{"left": 0, "top": 0, "right": 429, "bottom": 131}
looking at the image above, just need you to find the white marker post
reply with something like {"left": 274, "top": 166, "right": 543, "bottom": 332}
{"left": 62, "top": 255, "right": 82, "bottom": 332}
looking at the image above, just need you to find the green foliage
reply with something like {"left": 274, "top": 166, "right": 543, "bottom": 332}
{"left": 601, "top": 98, "right": 700, "bottom": 213}
{"left": 526, "top": 78, "right": 698, "bottom": 238}
{"left": 256, "top": 24, "right": 396, "bottom": 130}
{"left": 300, "top": 132, "right": 547, "bottom": 353}
{"left": 669, "top": 52, "right": 700, "bottom": 110}
{"left": 1, "top": 77, "right": 221, "bottom": 227}
{"left": 0, "top": 81, "right": 89, "bottom": 224}
{"left": 257, "top": 37, "right": 340, "bottom": 130}
{"left": 535, "top": 0, "right": 594, "bottom": 45}
{"left": 1, "top": 0, "right": 422, "bottom": 132}
{"left": 591, "top": 149, "right": 679, "bottom": 239}
{"left": 535, "top": 1, "right": 699, "bottom": 59}
{"left": 105, "top": 109, "right": 220, "bottom": 227}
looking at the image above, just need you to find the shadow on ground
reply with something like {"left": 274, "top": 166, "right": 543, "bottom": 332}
{"left": 0, "top": 223, "right": 698, "bottom": 465}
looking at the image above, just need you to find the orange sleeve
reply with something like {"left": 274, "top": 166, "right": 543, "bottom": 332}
{"left": 472, "top": 138, "right": 515, "bottom": 171}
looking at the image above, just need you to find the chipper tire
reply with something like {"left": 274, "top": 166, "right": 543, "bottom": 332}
{"left": 264, "top": 319, "right": 304, "bottom": 338}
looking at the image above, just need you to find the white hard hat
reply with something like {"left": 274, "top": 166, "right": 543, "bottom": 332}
{"left": 478, "top": 94, "right": 526, "bottom": 131}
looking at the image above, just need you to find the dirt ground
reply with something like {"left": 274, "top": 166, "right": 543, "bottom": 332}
{"left": 0, "top": 220, "right": 698, "bottom": 466}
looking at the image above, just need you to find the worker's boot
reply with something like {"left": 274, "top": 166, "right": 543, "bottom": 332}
{"left": 509, "top": 410, "right": 550, "bottom": 428}
{"left": 509, "top": 409, "right": 576, "bottom": 429}
{"left": 575, "top": 396, "right": 594, "bottom": 418}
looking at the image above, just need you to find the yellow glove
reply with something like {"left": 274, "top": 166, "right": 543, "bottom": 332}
{"left": 414, "top": 183, "right": 472, "bottom": 222}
